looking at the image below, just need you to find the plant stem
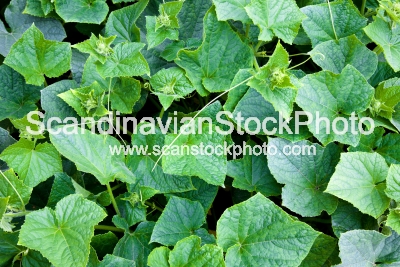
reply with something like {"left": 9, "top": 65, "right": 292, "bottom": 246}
{"left": 360, "top": 0, "right": 366, "bottom": 16}
{"left": 106, "top": 183, "right": 121, "bottom": 216}
{"left": 94, "top": 225, "right": 125, "bottom": 233}
{"left": 373, "top": 46, "right": 383, "bottom": 55}
{"left": 288, "top": 57, "right": 312, "bottom": 70}
{"left": 254, "top": 40, "right": 264, "bottom": 52}
{"left": 145, "top": 201, "right": 163, "bottom": 212}
{"left": 111, "top": 183, "right": 124, "bottom": 191}
{"left": 245, "top": 24, "right": 250, "bottom": 37}
{"left": 4, "top": 211, "right": 32, "bottom": 217}
{"left": 253, "top": 57, "right": 260, "bottom": 71}
{"left": 159, "top": 107, "right": 165, "bottom": 119}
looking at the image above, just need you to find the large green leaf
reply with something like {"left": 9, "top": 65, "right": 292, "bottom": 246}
{"left": 113, "top": 221, "right": 156, "bottom": 267}
{"left": 175, "top": 8, "right": 253, "bottom": 96}
{"left": 54, "top": 0, "right": 109, "bottom": 24}
{"left": 4, "top": 25, "right": 71, "bottom": 86}
{"left": 325, "top": 152, "right": 390, "bottom": 218}
{"left": 364, "top": 16, "right": 400, "bottom": 72}
{"left": 296, "top": 65, "right": 374, "bottom": 146}
{"left": 310, "top": 35, "right": 378, "bottom": 79}
{"left": 267, "top": 138, "right": 340, "bottom": 217}
{"left": 336, "top": 230, "right": 400, "bottom": 266}
{"left": 150, "top": 196, "right": 206, "bottom": 246}
{"left": 95, "top": 42, "right": 150, "bottom": 78}
{"left": 0, "top": 169, "right": 32, "bottom": 210}
{"left": 245, "top": 0, "right": 305, "bottom": 44}
{"left": 49, "top": 127, "right": 136, "bottom": 185}
{"left": 105, "top": 0, "right": 148, "bottom": 44}
{"left": 18, "top": 194, "right": 107, "bottom": 267}
{"left": 178, "top": 0, "right": 211, "bottom": 40}
{"left": 0, "top": 128, "right": 16, "bottom": 170}
{"left": 126, "top": 122, "right": 194, "bottom": 193}
{"left": 0, "top": 65, "right": 42, "bottom": 121}
{"left": 216, "top": 193, "right": 319, "bottom": 266}
{"left": 301, "top": 0, "right": 367, "bottom": 47}
{"left": 227, "top": 140, "right": 281, "bottom": 197}
{"left": 162, "top": 120, "right": 227, "bottom": 186}
{"left": 0, "top": 139, "right": 62, "bottom": 187}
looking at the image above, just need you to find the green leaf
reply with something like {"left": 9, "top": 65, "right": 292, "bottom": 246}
{"left": 217, "top": 193, "right": 319, "bottom": 266}
{"left": 58, "top": 82, "right": 108, "bottom": 118}
{"left": 0, "top": 65, "right": 42, "bottom": 121}
{"left": 310, "top": 35, "right": 378, "bottom": 79}
{"left": 150, "top": 196, "right": 206, "bottom": 246}
{"left": 248, "top": 42, "right": 297, "bottom": 119}
{"left": 267, "top": 138, "right": 340, "bottom": 217}
{"left": 146, "top": 16, "right": 179, "bottom": 49}
{"left": 0, "top": 169, "right": 32, "bottom": 210}
{"left": 71, "top": 49, "right": 88, "bottom": 84}
{"left": 0, "top": 230, "right": 24, "bottom": 266}
{"left": 4, "top": 24, "right": 71, "bottom": 86}
{"left": 364, "top": 16, "right": 400, "bottom": 72}
{"left": 126, "top": 122, "right": 194, "bottom": 193}
{"left": 336, "top": 230, "right": 400, "bottom": 266}
{"left": 385, "top": 164, "right": 400, "bottom": 202}
{"left": 169, "top": 236, "right": 224, "bottom": 267}
{"left": 21, "top": 250, "right": 51, "bottom": 267}
{"left": 72, "top": 34, "right": 116, "bottom": 64}
{"left": 245, "top": 0, "right": 305, "bottom": 44}
{"left": 178, "top": 0, "right": 211, "bottom": 40}
{"left": 18, "top": 194, "right": 107, "bottom": 267}
{"left": 1, "top": 0, "right": 66, "bottom": 57}
{"left": 331, "top": 200, "right": 378, "bottom": 238}
{"left": 299, "top": 234, "right": 337, "bottom": 267}
{"left": 24, "top": 0, "right": 46, "bottom": 17}
{"left": 301, "top": 0, "right": 367, "bottom": 47}
{"left": 349, "top": 127, "right": 385, "bottom": 153}
{"left": 0, "top": 20, "right": 22, "bottom": 57}
{"left": 0, "top": 128, "right": 16, "bottom": 170}
{"left": 147, "top": 247, "right": 170, "bottom": 267}
{"left": 387, "top": 210, "right": 400, "bottom": 235}
{"left": 54, "top": 0, "right": 108, "bottom": 24}
{"left": 296, "top": 65, "right": 374, "bottom": 146}
{"left": 40, "top": 0, "right": 54, "bottom": 16}
{"left": 162, "top": 120, "right": 227, "bottom": 186}
{"left": 105, "top": 0, "right": 148, "bottom": 44}
{"left": 115, "top": 192, "right": 147, "bottom": 228}
{"left": 99, "top": 255, "right": 135, "bottom": 267}
{"left": 0, "top": 139, "right": 62, "bottom": 188}
{"left": 213, "top": 0, "right": 251, "bottom": 23}
{"left": 175, "top": 8, "right": 253, "bottom": 96}
{"left": 47, "top": 173, "right": 80, "bottom": 208}
{"left": 109, "top": 77, "right": 142, "bottom": 114}
{"left": 49, "top": 126, "right": 136, "bottom": 185}
{"left": 149, "top": 67, "right": 195, "bottom": 110}
{"left": 41, "top": 80, "right": 80, "bottom": 127}
{"left": 113, "top": 221, "right": 156, "bottom": 267}
{"left": 371, "top": 78, "right": 400, "bottom": 119}
{"left": 227, "top": 140, "right": 281, "bottom": 197}
{"left": 325, "top": 152, "right": 390, "bottom": 218}
{"left": 95, "top": 42, "right": 150, "bottom": 78}
{"left": 91, "top": 232, "right": 118, "bottom": 259}
{"left": 168, "top": 177, "right": 218, "bottom": 212}
{"left": 376, "top": 133, "right": 400, "bottom": 165}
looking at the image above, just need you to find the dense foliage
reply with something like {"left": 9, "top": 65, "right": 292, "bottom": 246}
{"left": 1, "top": 0, "right": 400, "bottom": 266}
